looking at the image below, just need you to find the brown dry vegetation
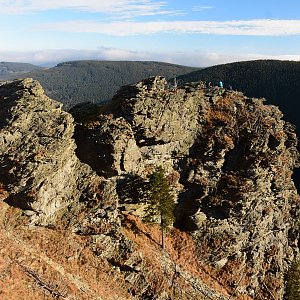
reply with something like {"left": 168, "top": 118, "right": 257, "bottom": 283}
{"left": 2, "top": 176, "right": 286, "bottom": 300}
{"left": 0, "top": 202, "right": 131, "bottom": 300}
{"left": 0, "top": 199, "right": 255, "bottom": 300}
{"left": 0, "top": 183, "right": 9, "bottom": 201}
{"left": 121, "top": 213, "right": 253, "bottom": 300}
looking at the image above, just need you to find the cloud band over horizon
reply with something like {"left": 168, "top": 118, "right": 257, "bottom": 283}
{"left": 41, "top": 19, "right": 300, "bottom": 37}
{"left": 1, "top": 48, "right": 299, "bottom": 67}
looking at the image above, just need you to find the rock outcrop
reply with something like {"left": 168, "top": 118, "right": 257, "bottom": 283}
{"left": 0, "top": 78, "right": 236, "bottom": 300}
{"left": 73, "top": 76, "right": 300, "bottom": 299}
{"left": 0, "top": 77, "right": 300, "bottom": 299}
{"left": 0, "top": 79, "right": 119, "bottom": 232}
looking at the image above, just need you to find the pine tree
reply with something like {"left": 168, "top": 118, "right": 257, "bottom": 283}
{"left": 143, "top": 166, "right": 175, "bottom": 249}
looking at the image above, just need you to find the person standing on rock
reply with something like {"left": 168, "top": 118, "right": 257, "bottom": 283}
{"left": 219, "top": 81, "right": 223, "bottom": 88}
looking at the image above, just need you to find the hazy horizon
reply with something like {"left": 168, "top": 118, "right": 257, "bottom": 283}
{"left": 3, "top": 56, "right": 300, "bottom": 69}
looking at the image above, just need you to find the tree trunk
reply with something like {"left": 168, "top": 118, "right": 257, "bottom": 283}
{"left": 161, "top": 213, "right": 165, "bottom": 249}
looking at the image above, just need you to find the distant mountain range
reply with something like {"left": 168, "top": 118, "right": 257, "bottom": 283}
{"left": 23, "top": 60, "right": 199, "bottom": 107}
{"left": 0, "top": 61, "right": 42, "bottom": 79}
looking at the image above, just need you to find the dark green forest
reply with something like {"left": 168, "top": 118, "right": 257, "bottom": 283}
{"left": 177, "top": 60, "right": 300, "bottom": 134}
{"left": 26, "top": 60, "right": 198, "bottom": 107}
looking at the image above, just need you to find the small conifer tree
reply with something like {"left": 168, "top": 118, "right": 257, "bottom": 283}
{"left": 143, "top": 166, "right": 175, "bottom": 249}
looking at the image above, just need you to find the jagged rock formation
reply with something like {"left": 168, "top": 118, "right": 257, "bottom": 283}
{"left": 0, "top": 79, "right": 117, "bottom": 232}
{"left": 73, "top": 76, "right": 300, "bottom": 299}
{"left": 0, "top": 78, "right": 235, "bottom": 300}
{"left": 0, "top": 77, "right": 300, "bottom": 299}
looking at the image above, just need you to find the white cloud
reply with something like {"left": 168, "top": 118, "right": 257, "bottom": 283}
{"left": 192, "top": 5, "right": 214, "bottom": 12}
{"left": 178, "top": 53, "right": 300, "bottom": 67}
{"left": 40, "top": 19, "right": 300, "bottom": 36}
{"left": 0, "top": 48, "right": 299, "bottom": 67}
{"left": 0, "top": 48, "right": 153, "bottom": 65}
{"left": 0, "top": 0, "right": 181, "bottom": 18}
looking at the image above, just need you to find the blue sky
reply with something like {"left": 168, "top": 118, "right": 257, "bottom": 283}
{"left": 1, "top": 0, "right": 300, "bottom": 66}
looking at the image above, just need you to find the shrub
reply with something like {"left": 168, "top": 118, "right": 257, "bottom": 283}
{"left": 285, "top": 260, "right": 300, "bottom": 299}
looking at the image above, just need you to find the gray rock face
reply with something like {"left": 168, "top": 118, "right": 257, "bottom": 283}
{"left": 0, "top": 79, "right": 118, "bottom": 230}
{"left": 73, "top": 76, "right": 300, "bottom": 299}
{"left": 186, "top": 97, "right": 300, "bottom": 298}
{"left": 115, "top": 77, "right": 201, "bottom": 148}
{"left": 74, "top": 115, "right": 143, "bottom": 177}
{"left": 74, "top": 77, "right": 207, "bottom": 180}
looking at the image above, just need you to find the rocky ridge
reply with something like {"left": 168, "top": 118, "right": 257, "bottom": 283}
{"left": 0, "top": 77, "right": 300, "bottom": 299}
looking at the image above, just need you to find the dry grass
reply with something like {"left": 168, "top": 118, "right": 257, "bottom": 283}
{"left": 207, "top": 109, "right": 235, "bottom": 126}
{"left": 0, "top": 201, "right": 256, "bottom": 300}
{"left": 121, "top": 213, "right": 252, "bottom": 300}
{"left": 0, "top": 202, "right": 131, "bottom": 300}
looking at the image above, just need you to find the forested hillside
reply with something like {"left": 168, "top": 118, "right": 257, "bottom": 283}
{"left": 0, "top": 61, "right": 42, "bottom": 79}
{"left": 177, "top": 60, "right": 300, "bottom": 133}
{"left": 27, "top": 60, "right": 199, "bottom": 107}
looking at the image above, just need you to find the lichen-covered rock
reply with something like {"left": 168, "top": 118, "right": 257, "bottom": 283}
{"left": 72, "top": 76, "right": 300, "bottom": 299}
{"left": 74, "top": 115, "right": 143, "bottom": 177}
{"left": 0, "top": 79, "right": 119, "bottom": 229}
{"left": 182, "top": 95, "right": 300, "bottom": 299}
{"left": 114, "top": 77, "right": 202, "bottom": 148}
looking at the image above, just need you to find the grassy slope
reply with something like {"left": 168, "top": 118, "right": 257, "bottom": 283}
{"left": 0, "top": 201, "right": 238, "bottom": 300}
